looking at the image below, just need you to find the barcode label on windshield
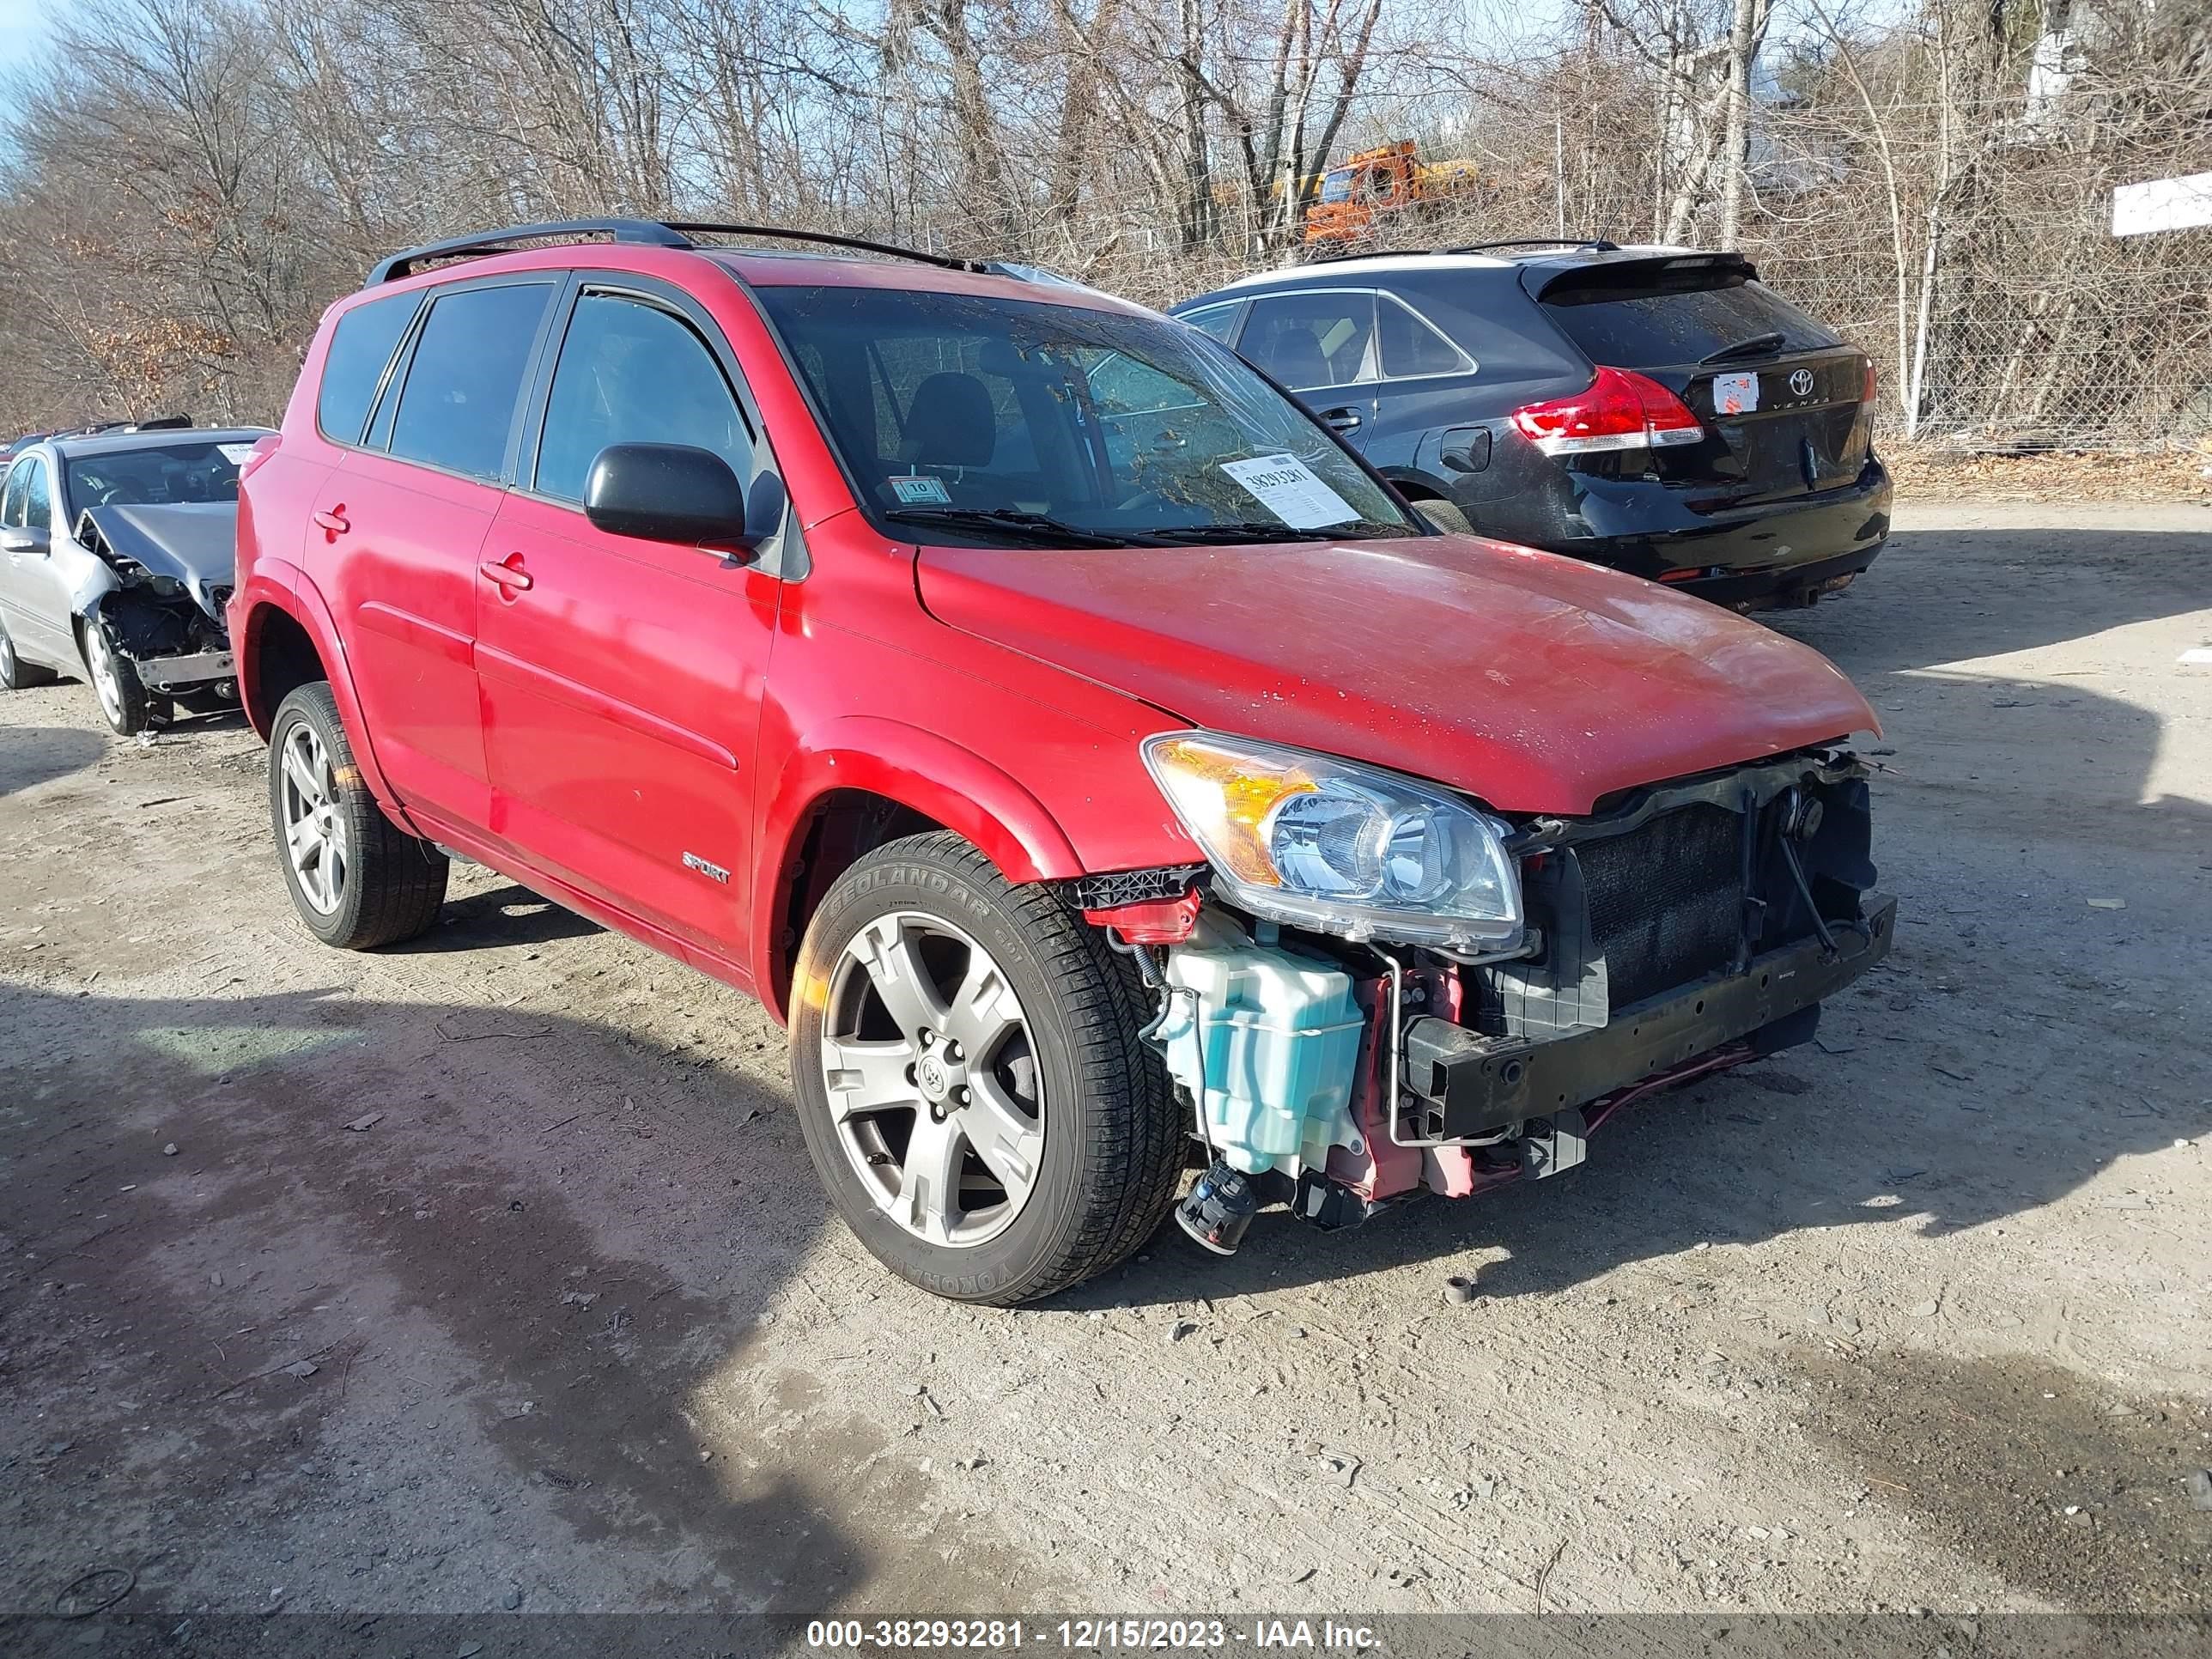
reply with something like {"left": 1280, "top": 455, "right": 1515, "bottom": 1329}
{"left": 1219, "top": 453, "right": 1357, "bottom": 530}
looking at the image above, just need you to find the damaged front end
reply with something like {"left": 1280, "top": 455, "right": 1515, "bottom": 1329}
{"left": 1081, "top": 744, "right": 1893, "bottom": 1255}
{"left": 75, "top": 503, "right": 239, "bottom": 698}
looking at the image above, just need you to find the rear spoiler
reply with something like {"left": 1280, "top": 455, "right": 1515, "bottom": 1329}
{"left": 1523, "top": 250, "right": 1758, "bottom": 304}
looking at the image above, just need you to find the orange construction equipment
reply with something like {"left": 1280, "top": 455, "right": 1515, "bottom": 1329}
{"left": 1304, "top": 142, "right": 1484, "bottom": 247}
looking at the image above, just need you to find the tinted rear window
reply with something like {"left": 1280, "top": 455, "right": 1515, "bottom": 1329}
{"left": 317, "top": 292, "right": 420, "bottom": 445}
{"left": 389, "top": 283, "right": 553, "bottom": 480}
{"left": 1540, "top": 264, "right": 1838, "bottom": 368}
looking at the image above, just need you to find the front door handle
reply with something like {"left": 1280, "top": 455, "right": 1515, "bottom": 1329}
{"left": 479, "top": 554, "right": 533, "bottom": 594}
{"left": 1318, "top": 405, "right": 1364, "bottom": 434}
{"left": 312, "top": 507, "right": 349, "bottom": 537}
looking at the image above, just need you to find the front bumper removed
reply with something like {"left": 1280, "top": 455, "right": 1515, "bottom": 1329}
{"left": 1405, "top": 892, "right": 1895, "bottom": 1140}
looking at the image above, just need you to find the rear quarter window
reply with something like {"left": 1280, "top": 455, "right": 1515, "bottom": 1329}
{"left": 1540, "top": 266, "right": 1838, "bottom": 368}
{"left": 317, "top": 292, "right": 422, "bottom": 445}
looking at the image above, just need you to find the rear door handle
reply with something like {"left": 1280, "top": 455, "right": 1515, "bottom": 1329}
{"left": 478, "top": 554, "right": 533, "bottom": 593}
{"left": 1318, "top": 405, "right": 1364, "bottom": 434}
{"left": 312, "top": 507, "right": 349, "bottom": 536}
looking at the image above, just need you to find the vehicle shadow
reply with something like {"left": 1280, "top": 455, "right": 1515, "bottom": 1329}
{"left": 1770, "top": 524, "right": 2211, "bottom": 679}
{"left": 0, "top": 725, "right": 106, "bottom": 795}
{"left": 0, "top": 978, "right": 889, "bottom": 1614}
{"left": 385, "top": 879, "right": 607, "bottom": 951}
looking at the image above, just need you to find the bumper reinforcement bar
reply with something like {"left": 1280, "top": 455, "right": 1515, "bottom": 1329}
{"left": 1405, "top": 893, "right": 1895, "bottom": 1141}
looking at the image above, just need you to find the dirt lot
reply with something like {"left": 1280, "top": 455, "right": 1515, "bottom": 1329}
{"left": 2, "top": 500, "right": 2208, "bottom": 1624}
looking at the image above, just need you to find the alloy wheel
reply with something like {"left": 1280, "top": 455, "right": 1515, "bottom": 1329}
{"left": 819, "top": 911, "right": 1045, "bottom": 1248}
{"left": 83, "top": 627, "right": 125, "bottom": 726}
{"left": 279, "top": 721, "right": 348, "bottom": 914}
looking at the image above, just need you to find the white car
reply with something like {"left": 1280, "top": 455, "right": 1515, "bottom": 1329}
{"left": 0, "top": 423, "right": 271, "bottom": 734}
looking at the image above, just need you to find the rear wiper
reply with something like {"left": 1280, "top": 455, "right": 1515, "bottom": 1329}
{"left": 882, "top": 506, "right": 1156, "bottom": 548}
{"left": 1144, "top": 519, "right": 1402, "bottom": 544}
{"left": 1699, "top": 331, "right": 1787, "bottom": 366}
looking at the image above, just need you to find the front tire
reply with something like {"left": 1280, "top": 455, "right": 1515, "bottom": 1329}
{"left": 80, "top": 618, "right": 152, "bottom": 734}
{"left": 267, "top": 683, "right": 448, "bottom": 949}
{"left": 789, "top": 832, "right": 1183, "bottom": 1304}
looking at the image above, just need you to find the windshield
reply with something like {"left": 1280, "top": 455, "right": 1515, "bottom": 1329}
{"left": 64, "top": 440, "right": 252, "bottom": 511}
{"left": 1320, "top": 170, "right": 1354, "bottom": 204}
{"left": 755, "top": 286, "right": 1417, "bottom": 547}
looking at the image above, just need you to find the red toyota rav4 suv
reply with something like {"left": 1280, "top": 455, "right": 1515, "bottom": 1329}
{"left": 233, "top": 220, "right": 1893, "bottom": 1304}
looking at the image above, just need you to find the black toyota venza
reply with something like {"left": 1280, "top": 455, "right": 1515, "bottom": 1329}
{"left": 1173, "top": 243, "right": 1891, "bottom": 611}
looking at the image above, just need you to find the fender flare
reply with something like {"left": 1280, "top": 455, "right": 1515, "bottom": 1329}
{"left": 234, "top": 563, "right": 408, "bottom": 820}
{"left": 750, "top": 716, "right": 1085, "bottom": 1018}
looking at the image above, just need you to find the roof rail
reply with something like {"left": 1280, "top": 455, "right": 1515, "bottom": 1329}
{"left": 368, "top": 219, "right": 693, "bottom": 284}
{"left": 665, "top": 222, "right": 984, "bottom": 273}
{"left": 1302, "top": 244, "right": 1432, "bottom": 265}
{"left": 1444, "top": 237, "right": 1622, "bottom": 255}
{"left": 367, "top": 216, "right": 992, "bottom": 284}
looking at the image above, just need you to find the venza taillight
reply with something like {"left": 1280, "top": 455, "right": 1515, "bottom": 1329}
{"left": 1510, "top": 367, "right": 1705, "bottom": 457}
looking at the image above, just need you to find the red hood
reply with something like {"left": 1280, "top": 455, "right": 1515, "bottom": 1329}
{"left": 916, "top": 532, "right": 1878, "bottom": 815}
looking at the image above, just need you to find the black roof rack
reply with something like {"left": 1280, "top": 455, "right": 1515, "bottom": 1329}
{"left": 666, "top": 222, "right": 981, "bottom": 273}
{"left": 367, "top": 217, "right": 986, "bottom": 285}
{"left": 1444, "top": 237, "right": 1621, "bottom": 255}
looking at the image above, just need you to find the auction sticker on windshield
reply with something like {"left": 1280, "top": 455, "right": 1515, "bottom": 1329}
{"left": 889, "top": 475, "right": 952, "bottom": 506}
{"left": 1220, "top": 453, "right": 1357, "bottom": 530}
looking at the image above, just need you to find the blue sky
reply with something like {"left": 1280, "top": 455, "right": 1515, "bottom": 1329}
{"left": 0, "top": 0, "right": 53, "bottom": 74}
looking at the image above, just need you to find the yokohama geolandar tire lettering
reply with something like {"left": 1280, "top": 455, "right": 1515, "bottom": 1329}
{"left": 267, "top": 682, "right": 449, "bottom": 950}
{"left": 789, "top": 831, "right": 1185, "bottom": 1304}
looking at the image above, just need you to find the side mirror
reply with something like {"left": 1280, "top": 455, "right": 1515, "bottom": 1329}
{"left": 584, "top": 443, "right": 777, "bottom": 553}
{"left": 0, "top": 526, "right": 50, "bottom": 556}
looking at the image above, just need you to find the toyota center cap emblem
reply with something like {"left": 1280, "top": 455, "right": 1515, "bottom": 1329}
{"left": 1789, "top": 368, "right": 1814, "bottom": 397}
{"left": 917, "top": 1052, "right": 950, "bottom": 1101}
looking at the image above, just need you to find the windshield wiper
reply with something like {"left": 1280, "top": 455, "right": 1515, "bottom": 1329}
{"left": 1143, "top": 519, "right": 1406, "bottom": 544}
{"left": 1699, "top": 331, "right": 1787, "bottom": 366}
{"left": 882, "top": 506, "right": 1157, "bottom": 548}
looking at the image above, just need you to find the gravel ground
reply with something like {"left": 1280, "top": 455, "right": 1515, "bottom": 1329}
{"left": 1, "top": 500, "right": 2207, "bottom": 1622}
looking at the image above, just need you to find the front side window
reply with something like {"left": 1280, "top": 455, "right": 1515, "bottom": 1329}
{"left": 389, "top": 283, "right": 553, "bottom": 480}
{"left": 62, "top": 441, "right": 248, "bottom": 510}
{"left": 757, "top": 284, "right": 1415, "bottom": 548}
{"left": 19, "top": 457, "right": 51, "bottom": 527}
{"left": 1, "top": 462, "right": 26, "bottom": 527}
{"left": 319, "top": 292, "right": 421, "bottom": 445}
{"left": 536, "top": 292, "right": 755, "bottom": 504}
{"left": 1239, "top": 291, "right": 1376, "bottom": 392}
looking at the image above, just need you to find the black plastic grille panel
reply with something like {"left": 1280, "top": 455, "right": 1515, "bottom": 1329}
{"left": 1577, "top": 804, "right": 1743, "bottom": 1009}
{"left": 1069, "top": 866, "right": 1206, "bottom": 910}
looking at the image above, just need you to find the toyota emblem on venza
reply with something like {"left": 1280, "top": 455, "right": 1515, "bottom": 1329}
{"left": 1789, "top": 368, "right": 1815, "bottom": 398}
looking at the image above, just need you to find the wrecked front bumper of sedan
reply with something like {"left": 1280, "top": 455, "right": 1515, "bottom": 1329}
{"left": 1079, "top": 750, "right": 1893, "bottom": 1254}
{"left": 76, "top": 504, "right": 238, "bottom": 701}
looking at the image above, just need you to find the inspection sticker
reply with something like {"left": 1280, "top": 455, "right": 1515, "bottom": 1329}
{"left": 1219, "top": 453, "right": 1357, "bottom": 530}
{"left": 888, "top": 475, "right": 952, "bottom": 506}
{"left": 1712, "top": 370, "right": 1760, "bottom": 416}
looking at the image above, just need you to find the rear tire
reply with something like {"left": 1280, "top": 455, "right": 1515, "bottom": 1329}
{"left": 268, "top": 682, "right": 448, "bottom": 949}
{"left": 0, "top": 618, "right": 57, "bottom": 690}
{"left": 1413, "top": 498, "right": 1475, "bottom": 535}
{"left": 789, "top": 832, "right": 1183, "bottom": 1304}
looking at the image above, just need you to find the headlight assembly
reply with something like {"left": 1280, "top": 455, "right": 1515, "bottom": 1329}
{"left": 1140, "top": 731, "right": 1523, "bottom": 951}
